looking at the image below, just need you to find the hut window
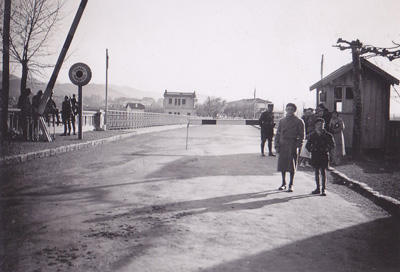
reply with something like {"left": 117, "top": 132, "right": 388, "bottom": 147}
{"left": 334, "top": 87, "right": 343, "bottom": 112}
{"left": 345, "top": 87, "right": 354, "bottom": 99}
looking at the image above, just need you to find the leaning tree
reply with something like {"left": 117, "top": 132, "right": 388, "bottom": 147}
{"left": 334, "top": 38, "right": 400, "bottom": 158}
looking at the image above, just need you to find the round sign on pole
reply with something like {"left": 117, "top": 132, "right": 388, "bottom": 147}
{"left": 69, "top": 63, "right": 92, "bottom": 86}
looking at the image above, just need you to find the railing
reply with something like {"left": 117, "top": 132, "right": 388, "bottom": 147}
{"left": 7, "top": 109, "right": 97, "bottom": 139}
{"left": 106, "top": 110, "right": 189, "bottom": 130}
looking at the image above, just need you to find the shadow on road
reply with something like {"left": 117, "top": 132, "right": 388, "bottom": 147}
{"left": 146, "top": 153, "right": 277, "bottom": 179}
{"left": 84, "top": 190, "right": 317, "bottom": 224}
{"left": 198, "top": 216, "right": 400, "bottom": 272}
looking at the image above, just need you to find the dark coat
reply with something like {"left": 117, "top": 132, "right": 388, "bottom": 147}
{"left": 61, "top": 100, "right": 72, "bottom": 120}
{"left": 306, "top": 129, "right": 335, "bottom": 168}
{"left": 17, "top": 94, "right": 31, "bottom": 116}
{"left": 259, "top": 111, "right": 275, "bottom": 136}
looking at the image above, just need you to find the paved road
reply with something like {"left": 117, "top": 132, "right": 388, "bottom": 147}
{"left": 1, "top": 125, "right": 399, "bottom": 272}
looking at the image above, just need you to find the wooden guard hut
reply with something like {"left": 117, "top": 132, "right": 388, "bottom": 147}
{"left": 309, "top": 58, "right": 399, "bottom": 151}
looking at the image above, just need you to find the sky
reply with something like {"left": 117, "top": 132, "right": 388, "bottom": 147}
{"left": 26, "top": 0, "right": 400, "bottom": 112}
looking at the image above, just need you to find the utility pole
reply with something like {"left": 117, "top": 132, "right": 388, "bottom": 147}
{"left": 335, "top": 39, "right": 363, "bottom": 159}
{"left": 105, "top": 49, "right": 109, "bottom": 130}
{"left": 317, "top": 54, "right": 324, "bottom": 106}
{"left": 351, "top": 43, "right": 363, "bottom": 159}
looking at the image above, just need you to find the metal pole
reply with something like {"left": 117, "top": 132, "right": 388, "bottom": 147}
{"left": 317, "top": 54, "right": 324, "bottom": 106}
{"left": 105, "top": 48, "right": 109, "bottom": 129}
{"left": 78, "top": 85, "right": 83, "bottom": 139}
{"left": 253, "top": 88, "right": 256, "bottom": 119}
{"left": 38, "top": 0, "right": 88, "bottom": 115}
{"left": 186, "top": 121, "right": 189, "bottom": 150}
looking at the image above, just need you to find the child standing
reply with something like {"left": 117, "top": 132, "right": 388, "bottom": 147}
{"left": 306, "top": 118, "right": 335, "bottom": 196}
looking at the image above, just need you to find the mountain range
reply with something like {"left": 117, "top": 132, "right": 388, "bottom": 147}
{"left": 1, "top": 72, "right": 209, "bottom": 103}
{"left": 1, "top": 72, "right": 163, "bottom": 100}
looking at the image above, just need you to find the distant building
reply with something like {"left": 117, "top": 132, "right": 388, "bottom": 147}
{"left": 163, "top": 90, "right": 196, "bottom": 116}
{"left": 226, "top": 98, "right": 274, "bottom": 119}
{"left": 126, "top": 102, "right": 145, "bottom": 112}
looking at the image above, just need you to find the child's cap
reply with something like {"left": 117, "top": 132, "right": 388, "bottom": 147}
{"left": 314, "top": 117, "right": 325, "bottom": 124}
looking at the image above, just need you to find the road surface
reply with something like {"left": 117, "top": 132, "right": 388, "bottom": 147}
{"left": 1, "top": 125, "right": 399, "bottom": 271}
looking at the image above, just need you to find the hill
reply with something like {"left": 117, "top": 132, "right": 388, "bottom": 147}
{"left": 1, "top": 73, "right": 162, "bottom": 100}
{"left": 2, "top": 72, "right": 212, "bottom": 103}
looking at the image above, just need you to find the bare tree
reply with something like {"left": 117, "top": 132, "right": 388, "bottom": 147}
{"left": 4, "top": 0, "right": 66, "bottom": 94}
{"left": 334, "top": 38, "right": 400, "bottom": 158}
{"left": 197, "top": 97, "right": 226, "bottom": 118}
{"left": 224, "top": 101, "right": 255, "bottom": 119}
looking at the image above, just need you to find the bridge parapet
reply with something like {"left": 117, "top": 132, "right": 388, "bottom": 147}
{"left": 7, "top": 109, "right": 98, "bottom": 138}
{"left": 105, "top": 110, "right": 189, "bottom": 130}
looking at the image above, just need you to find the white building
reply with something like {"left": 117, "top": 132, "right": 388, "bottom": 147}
{"left": 163, "top": 90, "right": 196, "bottom": 116}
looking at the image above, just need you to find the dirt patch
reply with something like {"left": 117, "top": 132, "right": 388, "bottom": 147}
{"left": 333, "top": 156, "right": 400, "bottom": 202}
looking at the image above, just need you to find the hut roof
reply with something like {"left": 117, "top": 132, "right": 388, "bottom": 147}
{"left": 309, "top": 58, "right": 399, "bottom": 91}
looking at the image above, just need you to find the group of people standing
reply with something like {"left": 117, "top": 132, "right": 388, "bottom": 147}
{"left": 300, "top": 103, "right": 346, "bottom": 166}
{"left": 259, "top": 102, "right": 346, "bottom": 196}
{"left": 17, "top": 88, "right": 79, "bottom": 140}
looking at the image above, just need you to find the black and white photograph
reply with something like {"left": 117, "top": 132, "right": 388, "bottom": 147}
{"left": 1, "top": 0, "right": 399, "bottom": 271}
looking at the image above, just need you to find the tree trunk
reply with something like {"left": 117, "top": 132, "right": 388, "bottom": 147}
{"left": 1, "top": 0, "right": 11, "bottom": 140}
{"left": 20, "top": 60, "right": 29, "bottom": 94}
{"left": 352, "top": 49, "right": 363, "bottom": 159}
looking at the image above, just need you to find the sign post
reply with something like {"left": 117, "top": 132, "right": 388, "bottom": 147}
{"left": 69, "top": 63, "right": 92, "bottom": 140}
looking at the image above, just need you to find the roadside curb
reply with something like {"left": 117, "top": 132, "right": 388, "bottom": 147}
{"left": 0, "top": 131, "right": 138, "bottom": 166}
{"left": 329, "top": 167, "right": 400, "bottom": 217}
{"left": 0, "top": 124, "right": 188, "bottom": 167}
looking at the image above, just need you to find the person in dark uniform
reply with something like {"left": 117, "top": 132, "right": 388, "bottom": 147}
{"left": 44, "top": 91, "right": 61, "bottom": 125}
{"left": 70, "top": 94, "right": 78, "bottom": 135}
{"left": 71, "top": 94, "right": 78, "bottom": 109}
{"left": 17, "top": 88, "right": 32, "bottom": 141}
{"left": 61, "top": 96, "right": 72, "bottom": 136}
{"left": 306, "top": 118, "right": 336, "bottom": 196}
{"left": 31, "top": 90, "right": 43, "bottom": 140}
{"left": 259, "top": 103, "right": 276, "bottom": 156}
{"left": 317, "top": 103, "right": 332, "bottom": 132}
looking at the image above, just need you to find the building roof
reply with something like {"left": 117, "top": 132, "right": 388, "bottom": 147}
{"left": 309, "top": 58, "right": 399, "bottom": 91}
{"left": 227, "top": 98, "right": 272, "bottom": 104}
{"left": 164, "top": 90, "right": 196, "bottom": 98}
{"left": 126, "top": 103, "right": 145, "bottom": 109}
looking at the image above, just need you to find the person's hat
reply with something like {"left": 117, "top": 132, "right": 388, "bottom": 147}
{"left": 314, "top": 117, "right": 325, "bottom": 124}
{"left": 64, "top": 95, "right": 69, "bottom": 99}
{"left": 38, "top": 90, "right": 43, "bottom": 95}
